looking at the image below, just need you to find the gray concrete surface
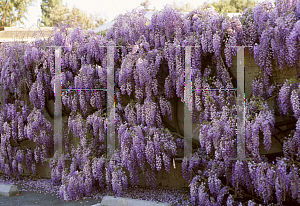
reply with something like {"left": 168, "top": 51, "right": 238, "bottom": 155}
{"left": 0, "top": 184, "right": 19, "bottom": 197}
{"left": 99, "top": 196, "right": 172, "bottom": 206}
{"left": 0, "top": 191, "right": 102, "bottom": 206}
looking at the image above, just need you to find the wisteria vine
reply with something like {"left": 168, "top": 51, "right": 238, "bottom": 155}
{"left": 0, "top": 1, "right": 299, "bottom": 205}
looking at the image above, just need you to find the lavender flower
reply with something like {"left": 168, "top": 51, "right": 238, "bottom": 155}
{"left": 119, "top": 169, "right": 128, "bottom": 191}
{"left": 145, "top": 169, "right": 156, "bottom": 188}
{"left": 190, "top": 175, "right": 200, "bottom": 204}
{"left": 16, "top": 149, "right": 24, "bottom": 162}
{"left": 4, "top": 163, "right": 10, "bottom": 176}
{"left": 226, "top": 194, "right": 234, "bottom": 206}
{"left": 182, "top": 157, "right": 191, "bottom": 182}
{"left": 26, "top": 149, "right": 33, "bottom": 172}
{"left": 18, "top": 162, "right": 23, "bottom": 174}
{"left": 291, "top": 89, "right": 300, "bottom": 119}
{"left": 155, "top": 153, "right": 162, "bottom": 171}
{"left": 68, "top": 176, "right": 78, "bottom": 201}
{"left": 212, "top": 33, "right": 221, "bottom": 57}
{"left": 31, "top": 163, "right": 36, "bottom": 175}
{"left": 12, "top": 159, "right": 17, "bottom": 174}
{"left": 145, "top": 140, "right": 155, "bottom": 170}
{"left": 278, "top": 81, "right": 291, "bottom": 115}
{"left": 198, "top": 182, "right": 209, "bottom": 205}
{"left": 162, "top": 152, "right": 171, "bottom": 173}
{"left": 208, "top": 173, "right": 221, "bottom": 195}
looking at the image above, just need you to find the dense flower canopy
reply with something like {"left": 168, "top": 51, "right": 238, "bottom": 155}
{"left": 0, "top": 0, "right": 300, "bottom": 205}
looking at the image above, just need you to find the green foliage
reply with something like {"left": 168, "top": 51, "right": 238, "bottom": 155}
{"left": 172, "top": 2, "right": 194, "bottom": 12}
{"left": 41, "top": 0, "right": 107, "bottom": 30}
{"left": 141, "top": 0, "right": 150, "bottom": 10}
{"left": 140, "top": 0, "right": 156, "bottom": 11}
{"left": 96, "top": 29, "right": 108, "bottom": 37}
{"left": 208, "top": 0, "right": 257, "bottom": 13}
{"left": 40, "top": 0, "right": 63, "bottom": 27}
{"left": 0, "top": 0, "right": 35, "bottom": 27}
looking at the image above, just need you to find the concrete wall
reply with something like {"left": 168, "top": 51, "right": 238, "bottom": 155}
{"left": 137, "top": 162, "right": 189, "bottom": 189}
{"left": 229, "top": 48, "right": 297, "bottom": 156}
{"left": 229, "top": 48, "right": 298, "bottom": 100}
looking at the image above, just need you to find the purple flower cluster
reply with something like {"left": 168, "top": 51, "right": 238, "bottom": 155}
{"left": 1, "top": 3, "right": 300, "bottom": 206}
{"left": 159, "top": 97, "right": 173, "bottom": 121}
{"left": 25, "top": 149, "right": 33, "bottom": 173}
{"left": 182, "top": 157, "right": 191, "bottom": 183}
{"left": 145, "top": 139, "right": 155, "bottom": 170}
{"left": 252, "top": 76, "right": 265, "bottom": 98}
{"left": 278, "top": 80, "right": 291, "bottom": 115}
{"left": 291, "top": 89, "right": 300, "bottom": 119}
{"left": 208, "top": 173, "right": 221, "bottom": 196}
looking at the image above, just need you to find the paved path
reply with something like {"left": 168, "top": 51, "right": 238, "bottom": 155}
{"left": 0, "top": 174, "right": 192, "bottom": 206}
{"left": 0, "top": 177, "right": 102, "bottom": 206}
{"left": 0, "top": 190, "right": 102, "bottom": 206}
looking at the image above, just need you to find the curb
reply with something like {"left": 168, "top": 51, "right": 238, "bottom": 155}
{"left": 93, "top": 196, "right": 172, "bottom": 206}
{"left": 0, "top": 183, "right": 19, "bottom": 197}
